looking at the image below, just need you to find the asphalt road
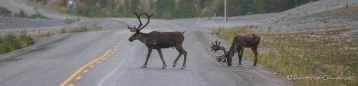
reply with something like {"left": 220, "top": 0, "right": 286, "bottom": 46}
{"left": 0, "top": 0, "right": 287, "bottom": 86}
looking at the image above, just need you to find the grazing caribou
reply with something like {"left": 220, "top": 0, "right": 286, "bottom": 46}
{"left": 211, "top": 40, "right": 227, "bottom": 62}
{"left": 225, "top": 33, "right": 261, "bottom": 67}
{"left": 127, "top": 12, "right": 187, "bottom": 69}
{"left": 211, "top": 34, "right": 260, "bottom": 67}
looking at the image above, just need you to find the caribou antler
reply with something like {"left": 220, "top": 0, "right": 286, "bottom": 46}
{"left": 138, "top": 13, "right": 154, "bottom": 31}
{"left": 210, "top": 40, "right": 227, "bottom": 62}
{"left": 128, "top": 12, "right": 154, "bottom": 32}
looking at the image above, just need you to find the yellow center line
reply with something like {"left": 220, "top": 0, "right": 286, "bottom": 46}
{"left": 60, "top": 32, "right": 133, "bottom": 86}
{"left": 76, "top": 76, "right": 82, "bottom": 80}
{"left": 83, "top": 70, "right": 88, "bottom": 73}
{"left": 59, "top": 49, "right": 111, "bottom": 86}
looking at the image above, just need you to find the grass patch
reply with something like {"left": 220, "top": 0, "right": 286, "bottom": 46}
{"left": 28, "top": 12, "right": 47, "bottom": 19}
{"left": 65, "top": 17, "right": 80, "bottom": 24}
{"left": 213, "top": 27, "right": 357, "bottom": 85}
{"left": 60, "top": 24, "right": 101, "bottom": 33}
{"left": 0, "top": 31, "right": 35, "bottom": 54}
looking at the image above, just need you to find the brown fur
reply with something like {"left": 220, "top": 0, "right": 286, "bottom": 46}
{"left": 226, "top": 33, "right": 260, "bottom": 67}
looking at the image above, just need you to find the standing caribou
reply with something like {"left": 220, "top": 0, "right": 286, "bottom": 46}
{"left": 127, "top": 12, "right": 187, "bottom": 69}
{"left": 211, "top": 34, "right": 261, "bottom": 67}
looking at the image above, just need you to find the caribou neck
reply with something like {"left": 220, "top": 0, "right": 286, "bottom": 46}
{"left": 137, "top": 32, "right": 148, "bottom": 43}
{"left": 227, "top": 43, "right": 237, "bottom": 56}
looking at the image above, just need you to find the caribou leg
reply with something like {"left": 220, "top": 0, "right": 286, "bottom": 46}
{"left": 237, "top": 47, "right": 244, "bottom": 67}
{"left": 173, "top": 53, "right": 182, "bottom": 67}
{"left": 252, "top": 46, "right": 258, "bottom": 66}
{"left": 157, "top": 49, "right": 167, "bottom": 69}
{"left": 181, "top": 48, "right": 187, "bottom": 69}
{"left": 142, "top": 48, "right": 153, "bottom": 68}
{"left": 173, "top": 45, "right": 183, "bottom": 67}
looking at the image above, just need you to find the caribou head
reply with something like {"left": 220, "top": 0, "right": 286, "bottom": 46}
{"left": 128, "top": 12, "right": 154, "bottom": 42}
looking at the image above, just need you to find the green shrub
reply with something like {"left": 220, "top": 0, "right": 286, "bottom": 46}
{"left": 29, "top": 12, "right": 47, "bottom": 19}
{"left": 61, "top": 28, "right": 66, "bottom": 33}
{"left": 13, "top": 9, "right": 28, "bottom": 18}
{"left": 0, "top": 31, "right": 35, "bottom": 54}
{"left": 19, "top": 31, "right": 34, "bottom": 48}
{"left": 0, "top": 6, "right": 12, "bottom": 17}
{"left": 2, "top": 33, "right": 20, "bottom": 52}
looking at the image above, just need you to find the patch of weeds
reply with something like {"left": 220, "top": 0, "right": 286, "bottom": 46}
{"left": 38, "top": 31, "right": 53, "bottom": 37}
{"left": 0, "top": 31, "right": 34, "bottom": 54}
{"left": 65, "top": 18, "right": 76, "bottom": 24}
{"left": 89, "top": 24, "right": 101, "bottom": 31}
{"left": 68, "top": 24, "right": 102, "bottom": 33}
{"left": 28, "top": 12, "right": 47, "bottom": 19}
{"left": 212, "top": 27, "right": 223, "bottom": 35}
{"left": 19, "top": 31, "right": 35, "bottom": 48}
{"left": 65, "top": 17, "right": 80, "bottom": 24}
{"left": 61, "top": 28, "right": 66, "bottom": 33}
{"left": 1, "top": 33, "right": 19, "bottom": 53}
{"left": 72, "top": 26, "right": 89, "bottom": 32}
{"left": 13, "top": 9, "right": 47, "bottom": 19}
{"left": 13, "top": 9, "right": 28, "bottom": 18}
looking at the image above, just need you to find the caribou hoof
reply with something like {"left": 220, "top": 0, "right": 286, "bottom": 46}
{"left": 162, "top": 65, "right": 167, "bottom": 69}
{"left": 173, "top": 62, "right": 177, "bottom": 67}
{"left": 237, "top": 65, "right": 242, "bottom": 67}
{"left": 181, "top": 66, "right": 186, "bottom": 69}
{"left": 141, "top": 65, "right": 147, "bottom": 68}
{"left": 216, "top": 58, "right": 222, "bottom": 62}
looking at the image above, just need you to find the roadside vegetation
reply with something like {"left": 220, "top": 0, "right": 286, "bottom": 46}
{"left": 0, "top": 31, "right": 35, "bottom": 54}
{"left": 64, "top": 17, "right": 81, "bottom": 24}
{"left": 1, "top": 6, "right": 47, "bottom": 19}
{"left": 0, "top": 24, "right": 101, "bottom": 55}
{"left": 0, "top": 6, "right": 12, "bottom": 17}
{"left": 212, "top": 26, "right": 357, "bottom": 86}
{"left": 13, "top": 9, "right": 47, "bottom": 19}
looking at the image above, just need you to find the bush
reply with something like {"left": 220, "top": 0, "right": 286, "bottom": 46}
{"left": 0, "top": 6, "right": 12, "bottom": 17}
{"left": 13, "top": 9, "right": 28, "bottom": 18}
{"left": 2, "top": 33, "right": 20, "bottom": 52}
{"left": 29, "top": 12, "right": 47, "bottom": 19}
{"left": 19, "top": 31, "right": 35, "bottom": 48}
{"left": 0, "top": 31, "right": 35, "bottom": 54}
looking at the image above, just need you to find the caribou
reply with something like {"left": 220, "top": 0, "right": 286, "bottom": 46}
{"left": 212, "top": 34, "right": 261, "bottom": 67}
{"left": 127, "top": 12, "right": 187, "bottom": 69}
